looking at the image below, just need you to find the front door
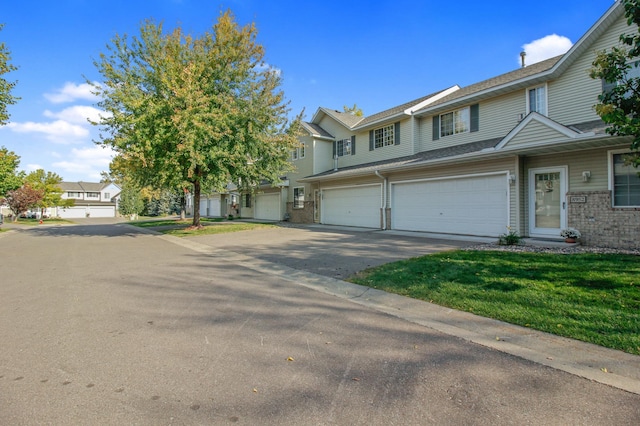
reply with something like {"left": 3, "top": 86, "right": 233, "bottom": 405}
{"left": 529, "top": 167, "right": 567, "bottom": 237}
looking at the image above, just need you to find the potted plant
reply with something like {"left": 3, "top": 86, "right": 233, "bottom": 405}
{"left": 560, "top": 227, "right": 581, "bottom": 243}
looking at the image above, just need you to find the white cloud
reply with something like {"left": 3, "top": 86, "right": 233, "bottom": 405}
{"left": 44, "top": 105, "right": 110, "bottom": 125}
{"left": 520, "top": 34, "right": 573, "bottom": 66}
{"left": 26, "top": 163, "right": 43, "bottom": 172}
{"left": 44, "top": 81, "right": 99, "bottom": 104}
{"left": 6, "top": 120, "right": 89, "bottom": 144}
{"left": 53, "top": 145, "right": 116, "bottom": 180}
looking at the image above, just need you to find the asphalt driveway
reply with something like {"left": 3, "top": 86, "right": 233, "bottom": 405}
{"left": 186, "top": 223, "right": 479, "bottom": 280}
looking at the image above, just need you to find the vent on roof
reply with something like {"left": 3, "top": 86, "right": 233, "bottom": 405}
{"left": 520, "top": 51, "right": 526, "bottom": 68}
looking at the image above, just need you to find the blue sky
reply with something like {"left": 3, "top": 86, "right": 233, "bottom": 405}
{"left": 0, "top": 0, "right": 616, "bottom": 182}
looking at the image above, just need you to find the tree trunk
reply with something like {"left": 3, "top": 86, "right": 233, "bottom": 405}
{"left": 180, "top": 192, "right": 186, "bottom": 220}
{"left": 192, "top": 180, "right": 201, "bottom": 228}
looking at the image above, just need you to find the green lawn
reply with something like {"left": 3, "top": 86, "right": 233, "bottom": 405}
{"left": 8, "top": 218, "right": 73, "bottom": 226}
{"left": 349, "top": 250, "right": 640, "bottom": 355}
{"left": 129, "top": 217, "right": 277, "bottom": 236}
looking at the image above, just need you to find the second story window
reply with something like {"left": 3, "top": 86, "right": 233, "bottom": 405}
{"left": 291, "top": 143, "right": 305, "bottom": 161}
{"left": 440, "top": 107, "right": 469, "bottom": 137}
{"left": 67, "top": 191, "right": 82, "bottom": 198}
{"left": 86, "top": 192, "right": 100, "bottom": 199}
{"left": 527, "top": 85, "right": 547, "bottom": 115}
{"left": 374, "top": 124, "right": 395, "bottom": 148}
{"left": 336, "top": 138, "right": 351, "bottom": 156}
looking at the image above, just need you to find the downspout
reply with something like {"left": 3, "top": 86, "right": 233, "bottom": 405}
{"left": 374, "top": 170, "right": 387, "bottom": 230}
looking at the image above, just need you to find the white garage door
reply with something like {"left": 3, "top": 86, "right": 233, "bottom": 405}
{"left": 322, "top": 185, "right": 381, "bottom": 228}
{"left": 57, "top": 205, "right": 115, "bottom": 218}
{"left": 89, "top": 206, "right": 115, "bottom": 218}
{"left": 255, "top": 193, "right": 281, "bottom": 221}
{"left": 200, "top": 196, "right": 221, "bottom": 217}
{"left": 392, "top": 174, "right": 508, "bottom": 236}
{"left": 58, "top": 207, "right": 87, "bottom": 219}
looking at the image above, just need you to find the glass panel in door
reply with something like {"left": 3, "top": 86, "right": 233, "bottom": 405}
{"left": 532, "top": 171, "right": 564, "bottom": 235}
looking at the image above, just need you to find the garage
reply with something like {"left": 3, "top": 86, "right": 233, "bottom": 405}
{"left": 200, "top": 195, "right": 221, "bottom": 217}
{"left": 391, "top": 173, "right": 508, "bottom": 236}
{"left": 322, "top": 184, "right": 381, "bottom": 228}
{"left": 255, "top": 192, "right": 281, "bottom": 221}
{"left": 57, "top": 204, "right": 116, "bottom": 219}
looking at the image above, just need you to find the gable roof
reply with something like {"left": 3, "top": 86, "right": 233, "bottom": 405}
{"left": 301, "top": 121, "right": 334, "bottom": 139}
{"left": 60, "top": 182, "right": 119, "bottom": 192}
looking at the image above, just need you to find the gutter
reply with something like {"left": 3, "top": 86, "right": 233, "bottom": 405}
{"left": 374, "top": 170, "right": 387, "bottom": 230}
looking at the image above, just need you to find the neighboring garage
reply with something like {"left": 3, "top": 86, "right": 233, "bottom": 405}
{"left": 57, "top": 204, "right": 117, "bottom": 219}
{"left": 199, "top": 195, "right": 221, "bottom": 217}
{"left": 254, "top": 192, "right": 282, "bottom": 221}
{"left": 391, "top": 173, "right": 509, "bottom": 236}
{"left": 321, "top": 184, "right": 382, "bottom": 228}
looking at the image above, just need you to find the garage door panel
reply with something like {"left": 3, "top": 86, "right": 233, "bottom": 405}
{"left": 255, "top": 193, "right": 280, "bottom": 221}
{"left": 393, "top": 175, "right": 508, "bottom": 236}
{"left": 322, "top": 185, "right": 381, "bottom": 228}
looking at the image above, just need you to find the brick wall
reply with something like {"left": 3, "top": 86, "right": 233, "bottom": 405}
{"left": 286, "top": 201, "right": 314, "bottom": 223}
{"left": 567, "top": 191, "right": 640, "bottom": 249}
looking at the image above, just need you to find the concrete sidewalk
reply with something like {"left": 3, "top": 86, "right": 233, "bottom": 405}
{"left": 131, "top": 224, "right": 640, "bottom": 395}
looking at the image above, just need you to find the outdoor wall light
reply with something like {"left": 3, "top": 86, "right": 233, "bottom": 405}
{"left": 509, "top": 174, "right": 517, "bottom": 184}
{"left": 582, "top": 171, "right": 591, "bottom": 182}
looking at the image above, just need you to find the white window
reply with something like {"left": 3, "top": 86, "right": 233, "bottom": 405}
{"left": 67, "top": 191, "right": 82, "bottom": 198}
{"left": 374, "top": 124, "right": 395, "bottom": 149}
{"left": 527, "top": 85, "right": 547, "bottom": 115}
{"left": 611, "top": 152, "right": 640, "bottom": 207}
{"left": 104, "top": 192, "right": 110, "bottom": 200}
{"left": 291, "top": 143, "right": 305, "bottom": 161}
{"left": 293, "top": 187, "right": 304, "bottom": 208}
{"left": 86, "top": 192, "right": 100, "bottom": 199}
{"left": 440, "top": 107, "right": 469, "bottom": 137}
{"left": 336, "top": 138, "right": 351, "bottom": 156}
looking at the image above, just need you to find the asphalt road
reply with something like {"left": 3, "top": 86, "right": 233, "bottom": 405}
{"left": 1, "top": 222, "right": 639, "bottom": 425}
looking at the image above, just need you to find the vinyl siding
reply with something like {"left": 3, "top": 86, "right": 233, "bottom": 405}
{"left": 420, "top": 92, "right": 523, "bottom": 152}
{"left": 550, "top": 16, "right": 633, "bottom": 125}
{"left": 506, "top": 121, "right": 570, "bottom": 147}
{"left": 337, "top": 120, "right": 414, "bottom": 168}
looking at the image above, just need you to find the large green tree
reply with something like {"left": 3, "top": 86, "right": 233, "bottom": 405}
{"left": 590, "top": 0, "right": 640, "bottom": 167}
{"left": 91, "top": 10, "right": 300, "bottom": 227}
{"left": 0, "top": 146, "right": 24, "bottom": 198}
{"left": 0, "top": 24, "right": 19, "bottom": 125}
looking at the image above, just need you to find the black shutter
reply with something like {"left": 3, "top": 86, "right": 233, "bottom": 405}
{"left": 394, "top": 122, "right": 400, "bottom": 145}
{"left": 369, "top": 130, "right": 374, "bottom": 151}
{"left": 332, "top": 140, "right": 336, "bottom": 158}
{"left": 351, "top": 135, "right": 356, "bottom": 155}
{"left": 432, "top": 115, "right": 440, "bottom": 140}
{"left": 470, "top": 104, "right": 479, "bottom": 132}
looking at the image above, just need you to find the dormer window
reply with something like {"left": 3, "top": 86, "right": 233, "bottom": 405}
{"left": 527, "top": 85, "right": 547, "bottom": 115}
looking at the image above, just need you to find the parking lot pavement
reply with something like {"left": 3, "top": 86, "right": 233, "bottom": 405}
{"left": 146, "top": 223, "right": 640, "bottom": 395}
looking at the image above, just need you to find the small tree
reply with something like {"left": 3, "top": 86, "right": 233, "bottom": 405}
{"left": 590, "top": 0, "right": 640, "bottom": 167}
{"left": 0, "top": 145, "right": 24, "bottom": 198}
{"left": 343, "top": 103, "right": 363, "bottom": 117}
{"left": 25, "top": 169, "right": 69, "bottom": 217}
{"left": 118, "top": 185, "right": 144, "bottom": 218}
{"left": 4, "top": 184, "right": 44, "bottom": 221}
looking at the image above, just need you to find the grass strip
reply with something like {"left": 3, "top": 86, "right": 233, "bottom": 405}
{"left": 349, "top": 250, "right": 640, "bottom": 355}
